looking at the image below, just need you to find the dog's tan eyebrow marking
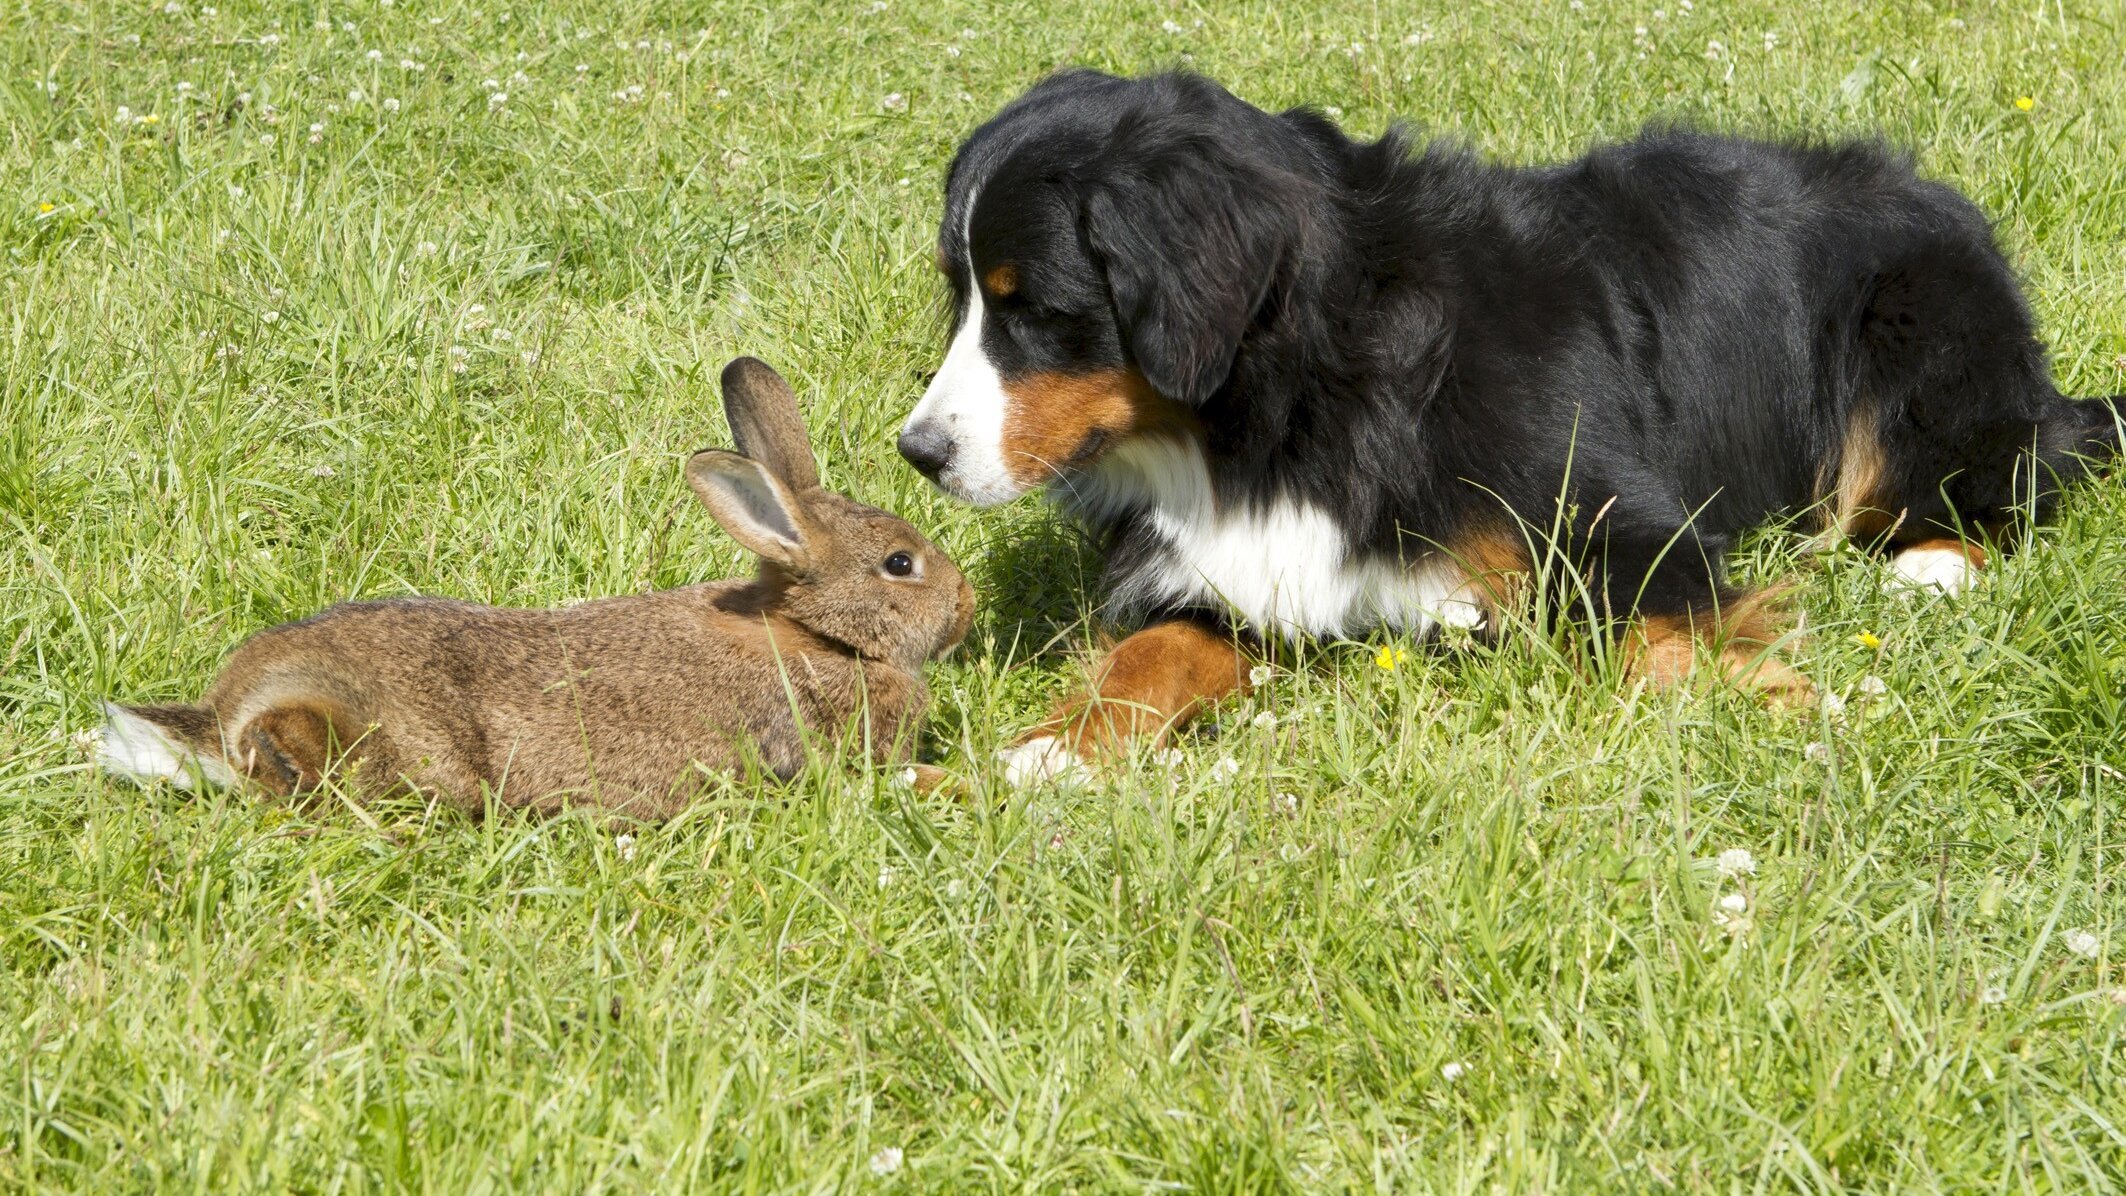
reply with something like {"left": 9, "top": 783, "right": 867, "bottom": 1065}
{"left": 982, "top": 263, "right": 1019, "bottom": 297}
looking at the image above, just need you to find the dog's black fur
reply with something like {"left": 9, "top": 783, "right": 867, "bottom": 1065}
{"left": 932, "top": 70, "right": 2122, "bottom": 629}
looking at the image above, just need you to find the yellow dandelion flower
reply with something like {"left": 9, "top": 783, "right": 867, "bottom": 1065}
{"left": 141, "top": 113, "right": 159, "bottom": 123}
{"left": 38, "top": 202, "right": 55, "bottom": 213}
{"left": 2014, "top": 96, "right": 2035, "bottom": 111}
{"left": 1375, "top": 645, "right": 1409, "bottom": 670}
{"left": 1851, "top": 631, "right": 1882, "bottom": 651}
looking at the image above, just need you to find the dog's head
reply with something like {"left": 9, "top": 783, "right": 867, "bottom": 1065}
{"left": 897, "top": 71, "right": 1313, "bottom": 505}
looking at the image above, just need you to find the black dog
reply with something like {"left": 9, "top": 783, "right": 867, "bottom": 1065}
{"left": 895, "top": 70, "right": 2123, "bottom": 782}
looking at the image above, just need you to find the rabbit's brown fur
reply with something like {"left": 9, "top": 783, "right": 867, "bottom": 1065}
{"left": 99, "top": 358, "right": 974, "bottom": 818}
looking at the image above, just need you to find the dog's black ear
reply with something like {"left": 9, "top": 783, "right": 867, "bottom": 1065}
{"left": 1081, "top": 152, "right": 1300, "bottom": 406}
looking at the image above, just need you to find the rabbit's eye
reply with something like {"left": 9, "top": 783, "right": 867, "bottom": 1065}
{"left": 884, "top": 552, "right": 915, "bottom": 577}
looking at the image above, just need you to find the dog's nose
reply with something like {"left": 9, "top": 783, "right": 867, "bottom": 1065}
{"left": 897, "top": 423, "right": 956, "bottom": 480}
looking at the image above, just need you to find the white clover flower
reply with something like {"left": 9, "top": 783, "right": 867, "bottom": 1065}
{"left": 70, "top": 726, "right": 106, "bottom": 759}
{"left": 896, "top": 176, "right": 910, "bottom": 186}
{"left": 482, "top": 77, "right": 499, "bottom": 89}
{"left": 258, "top": 132, "right": 275, "bottom": 145}
{"left": 1821, "top": 691, "right": 1847, "bottom": 719}
{"left": 1440, "top": 1061, "right": 1467, "bottom": 1082}
{"left": 1704, "top": 39, "right": 1725, "bottom": 59}
{"left": 1251, "top": 710, "right": 1278, "bottom": 731}
{"left": 1160, "top": 19, "right": 1183, "bottom": 33}
{"left": 310, "top": 463, "right": 336, "bottom": 478}
{"left": 1210, "top": 756, "right": 1241, "bottom": 779}
{"left": 415, "top": 240, "right": 438, "bottom": 255}
{"left": 2064, "top": 929, "right": 2102, "bottom": 959}
{"left": 366, "top": 48, "right": 382, "bottom": 61}
{"left": 868, "top": 1147, "right": 903, "bottom": 1176}
{"left": 575, "top": 63, "right": 589, "bottom": 73}
{"left": 1718, "top": 892, "right": 1749, "bottom": 914}
{"left": 880, "top": 91, "right": 907, "bottom": 111}
{"left": 1276, "top": 791, "right": 1299, "bottom": 815}
{"left": 715, "top": 87, "right": 730, "bottom": 98}
{"left": 176, "top": 81, "right": 194, "bottom": 93}
{"left": 1858, "top": 674, "right": 1888, "bottom": 697}
{"left": 877, "top": 865, "right": 895, "bottom": 889}
{"left": 348, "top": 88, "right": 365, "bottom": 103}
{"left": 1980, "top": 985, "right": 2007, "bottom": 1005}
{"left": 489, "top": 91, "right": 507, "bottom": 108}
{"left": 1324, "top": 105, "right": 1344, "bottom": 117}
{"left": 383, "top": 97, "right": 399, "bottom": 112}
{"left": 1715, "top": 847, "right": 1756, "bottom": 877}
{"left": 261, "top": 310, "right": 279, "bottom": 324}
{"left": 1248, "top": 664, "right": 1274, "bottom": 686}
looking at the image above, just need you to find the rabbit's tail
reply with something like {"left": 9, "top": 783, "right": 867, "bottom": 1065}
{"left": 98, "top": 701, "right": 239, "bottom": 790}
{"left": 100, "top": 696, "right": 361, "bottom": 796}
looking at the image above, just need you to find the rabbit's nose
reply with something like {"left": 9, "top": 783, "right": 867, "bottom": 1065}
{"left": 897, "top": 423, "right": 956, "bottom": 480}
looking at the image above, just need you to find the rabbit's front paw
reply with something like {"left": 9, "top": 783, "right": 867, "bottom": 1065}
{"left": 997, "top": 735, "right": 1090, "bottom": 788}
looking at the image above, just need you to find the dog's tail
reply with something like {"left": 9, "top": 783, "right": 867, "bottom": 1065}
{"left": 97, "top": 701, "right": 238, "bottom": 790}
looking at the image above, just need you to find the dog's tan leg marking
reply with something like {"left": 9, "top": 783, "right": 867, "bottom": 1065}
{"left": 999, "top": 619, "right": 1251, "bottom": 786}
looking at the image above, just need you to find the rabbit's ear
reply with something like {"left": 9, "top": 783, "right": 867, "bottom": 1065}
{"left": 686, "top": 450, "right": 813, "bottom": 572}
{"left": 720, "top": 357, "right": 820, "bottom": 492}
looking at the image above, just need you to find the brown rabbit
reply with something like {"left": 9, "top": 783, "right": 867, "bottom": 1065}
{"left": 96, "top": 357, "right": 975, "bottom": 818}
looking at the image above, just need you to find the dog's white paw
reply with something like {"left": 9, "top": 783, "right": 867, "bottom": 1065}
{"left": 1890, "top": 545, "right": 1979, "bottom": 595}
{"left": 997, "top": 736, "right": 1089, "bottom": 788}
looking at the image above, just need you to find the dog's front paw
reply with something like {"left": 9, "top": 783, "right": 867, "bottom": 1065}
{"left": 997, "top": 735, "right": 1091, "bottom": 788}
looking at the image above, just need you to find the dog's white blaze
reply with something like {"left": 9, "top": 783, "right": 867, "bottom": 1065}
{"left": 903, "top": 199, "right": 1024, "bottom": 506}
{"left": 97, "top": 701, "right": 235, "bottom": 790}
{"left": 1072, "top": 437, "right": 1481, "bottom": 640}
{"left": 1890, "top": 545, "right": 1979, "bottom": 595}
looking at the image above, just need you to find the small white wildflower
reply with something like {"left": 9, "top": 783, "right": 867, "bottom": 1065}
{"left": 1822, "top": 691, "right": 1847, "bottom": 719}
{"left": 896, "top": 176, "right": 910, "bottom": 187}
{"left": 482, "top": 78, "right": 499, "bottom": 90}
{"left": 868, "top": 1147, "right": 903, "bottom": 1176}
{"left": 1440, "top": 1061, "right": 1467, "bottom": 1082}
{"left": 576, "top": 63, "right": 589, "bottom": 73}
{"left": 261, "top": 310, "right": 280, "bottom": 324}
{"left": 163, "top": 0, "right": 181, "bottom": 13}
{"left": 310, "top": 463, "right": 336, "bottom": 478}
{"left": 1251, "top": 710, "right": 1278, "bottom": 731}
{"left": 2064, "top": 929, "right": 2102, "bottom": 959}
{"left": 1715, "top": 847, "right": 1756, "bottom": 877}
{"left": 176, "top": 81, "right": 195, "bottom": 94}
{"left": 1652, "top": 8, "right": 1667, "bottom": 19}
{"left": 1704, "top": 39, "right": 1725, "bottom": 59}
{"left": 1151, "top": 747, "right": 1185, "bottom": 768}
{"left": 258, "top": 132, "right": 275, "bottom": 145}
{"left": 1160, "top": 19, "right": 1183, "bottom": 33}
{"left": 310, "top": 121, "right": 326, "bottom": 134}
{"left": 1210, "top": 756, "right": 1241, "bottom": 779}
{"left": 1980, "top": 985, "right": 2008, "bottom": 1005}
{"left": 1858, "top": 674, "right": 1888, "bottom": 697}
{"left": 1718, "top": 892, "right": 1749, "bottom": 914}
{"left": 382, "top": 97, "right": 399, "bottom": 112}
{"left": 510, "top": 71, "right": 530, "bottom": 86}
{"left": 348, "top": 88, "right": 365, "bottom": 103}
{"left": 877, "top": 866, "right": 896, "bottom": 890}
{"left": 1248, "top": 664, "right": 1274, "bottom": 686}
{"left": 1276, "top": 791, "right": 1299, "bottom": 815}
{"left": 366, "top": 48, "right": 382, "bottom": 61}
{"left": 880, "top": 91, "right": 906, "bottom": 111}
{"left": 70, "top": 726, "right": 106, "bottom": 760}
{"left": 519, "top": 349, "right": 540, "bottom": 366}
{"left": 715, "top": 86, "right": 730, "bottom": 98}
{"left": 1323, "top": 104, "right": 1344, "bottom": 117}
{"left": 1764, "top": 30, "right": 1781, "bottom": 48}
{"left": 416, "top": 240, "right": 438, "bottom": 256}
{"left": 489, "top": 92, "right": 507, "bottom": 108}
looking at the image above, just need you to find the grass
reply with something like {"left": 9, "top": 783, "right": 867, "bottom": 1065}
{"left": 5, "top": 0, "right": 2126, "bottom": 1189}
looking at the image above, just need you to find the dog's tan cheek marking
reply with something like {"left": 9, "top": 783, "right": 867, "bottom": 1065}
{"left": 997, "top": 368, "right": 1194, "bottom": 488}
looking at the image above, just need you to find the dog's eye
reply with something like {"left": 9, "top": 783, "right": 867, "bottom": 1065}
{"left": 884, "top": 552, "right": 915, "bottom": 577}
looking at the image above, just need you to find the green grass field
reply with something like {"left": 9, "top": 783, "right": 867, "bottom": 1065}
{"left": 6, "top": 0, "right": 2126, "bottom": 1189}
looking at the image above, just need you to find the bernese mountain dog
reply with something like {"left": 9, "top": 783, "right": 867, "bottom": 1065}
{"left": 895, "top": 70, "right": 2123, "bottom": 784}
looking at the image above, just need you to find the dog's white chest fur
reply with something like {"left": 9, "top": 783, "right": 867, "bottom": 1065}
{"left": 1064, "top": 438, "right": 1479, "bottom": 640}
